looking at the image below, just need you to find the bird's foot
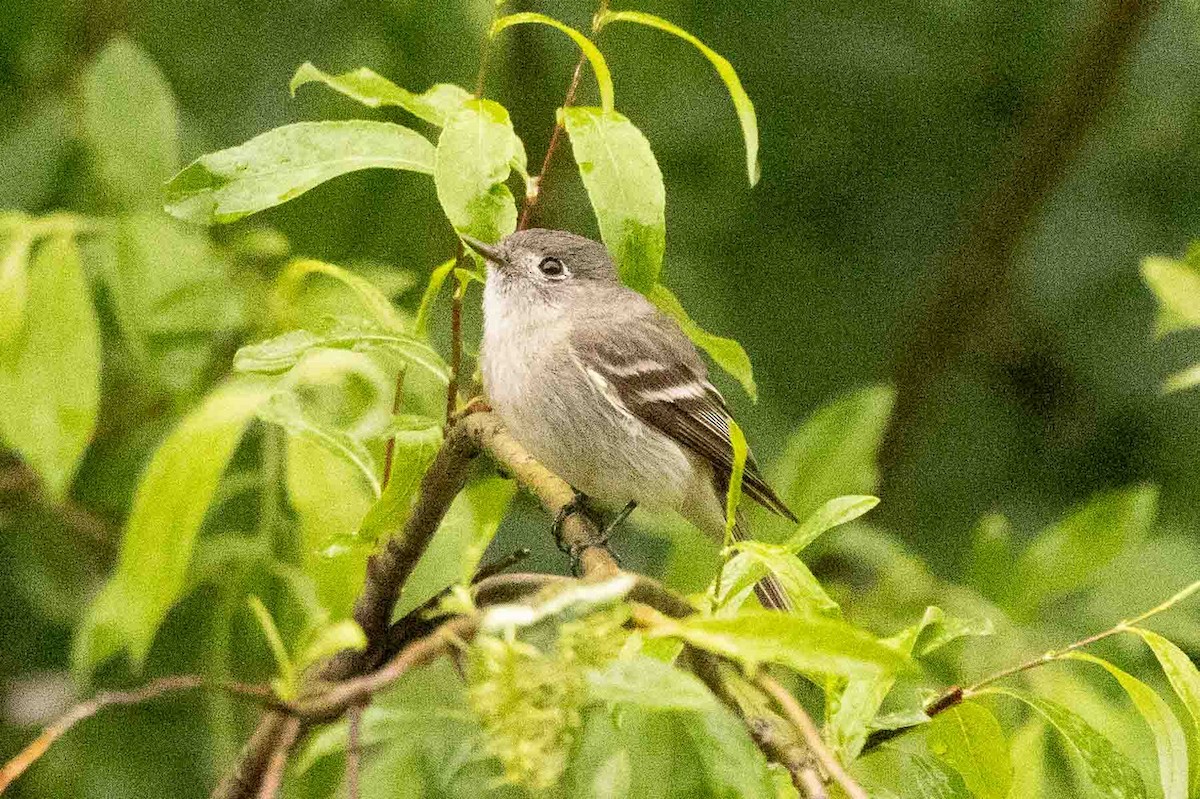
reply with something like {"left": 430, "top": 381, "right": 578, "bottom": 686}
{"left": 553, "top": 495, "right": 635, "bottom": 575}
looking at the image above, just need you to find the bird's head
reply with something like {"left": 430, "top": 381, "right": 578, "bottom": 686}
{"left": 463, "top": 228, "right": 618, "bottom": 303}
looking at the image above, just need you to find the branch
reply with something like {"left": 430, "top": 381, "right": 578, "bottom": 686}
{"left": 0, "top": 677, "right": 275, "bottom": 794}
{"left": 255, "top": 716, "right": 300, "bottom": 799}
{"left": 881, "top": 0, "right": 1160, "bottom": 474}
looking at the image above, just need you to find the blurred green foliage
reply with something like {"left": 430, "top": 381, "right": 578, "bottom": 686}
{"left": 4, "top": 0, "right": 1200, "bottom": 797}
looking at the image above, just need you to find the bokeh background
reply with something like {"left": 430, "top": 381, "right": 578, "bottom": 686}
{"left": 3, "top": 0, "right": 1200, "bottom": 795}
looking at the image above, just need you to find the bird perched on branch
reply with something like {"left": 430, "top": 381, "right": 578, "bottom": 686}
{"left": 468, "top": 228, "right": 797, "bottom": 611}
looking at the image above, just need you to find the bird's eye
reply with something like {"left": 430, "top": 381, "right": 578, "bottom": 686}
{"left": 538, "top": 257, "right": 567, "bottom": 278}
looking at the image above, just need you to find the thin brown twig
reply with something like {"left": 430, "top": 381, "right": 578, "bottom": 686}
{"left": 445, "top": 255, "right": 465, "bottom": 422}
{"left": 518, "top": 52, "right": 586, "bottom": 231}
{"left": 0, "top": 676, "right": 276, "bottom": 794}
{"left": 255, "top": 716, "right": 300, "bottom": 799}
{"left": 345, "top": 704, "right": 363, "bottom": 799}
{"left": 757, "top": 674, "right": 868, "bottom": 799}
{"left": 380, "top": 368, "right": 407, "bottom": 487}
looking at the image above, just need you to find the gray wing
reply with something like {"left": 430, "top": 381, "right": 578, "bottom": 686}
{"left": 570, "top": 307, "right": 797, "bottom": 522}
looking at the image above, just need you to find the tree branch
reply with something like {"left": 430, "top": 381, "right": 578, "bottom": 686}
{"left": 881, "top": 0, "right": 1160, "bottom": 474}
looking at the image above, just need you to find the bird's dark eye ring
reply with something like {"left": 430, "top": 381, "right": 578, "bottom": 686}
{"left": 538, "top": 257, "right": 566, "bottom": 278}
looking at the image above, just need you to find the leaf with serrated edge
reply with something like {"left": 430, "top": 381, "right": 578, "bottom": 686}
{"left": 562, "top": 107, "right": 665, "bottom": 294}
{"left": 985, "top": 687, "right": 1148, "bottom": 799}
{"left": 1069, "top": 651, "right": 1188, "bottom": 799}
{"left": 164, "top": 121, "right": 434, "bottom": 225}
{"left": 597, "top": 11, "right": 759, "bottom": 185}
{"left": 648, "top": 283, "right": 756, "bottom": 400}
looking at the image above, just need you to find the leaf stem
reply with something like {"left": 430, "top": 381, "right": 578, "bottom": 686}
{"left": 381, "top": 367, "right": 407, "bottom": 486}
{"left": 953, "top": 578, "right": 1200, "bottom": 702}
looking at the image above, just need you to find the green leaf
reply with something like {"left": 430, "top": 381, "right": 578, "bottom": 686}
{"left": 491, "top": 14, "right": 614, "bottom": 113}
{"left": 0, "top": 235, "right": 100, "bottom": 499}
{"left": 296, "top": 618, "right": 367, "bottom": 672}
{"left": 480, "top": 574, "right": 637, "bottom": 637}
{"left": 257, "top": 391, "right": 381, "bottom": 497}
{"left": 925, "top": 701, "right": 1013, "bottom": 799}
{"left": 986, "top": 687, "right": 1148, "bottom": 799}
{"left": 856, "top": 746, "right": 971, "bottom": 799}
{"left": 717, "top": 541, "right": 838, "bottom": 615}
{"left": 234, "top": 316, "right": 449, "bottom": 384}
{"left": 596, "top": 11, "right": 760, "bottom": 185}
{"left": 1130, "top": 628, "right": 1200, "bottom": 796}
{"left": 773, "top": 384, "right": 894, "bottom": 521}
{"left": 80, "top": 37, "right": 180, "bottom": 209}
{"left": 1068, "top": 652, "right": 1189, "bottom": 799}
{"left": 1142, "top": 255, "right": 1200, "bottom": 337}
{"left": 785, "top": 494, "right": 879, "bottom": 552}
{"left": 562, "top": 107, "right": 665, "bottom": 294}
{"left": 572, "top": 657, "right": 775, "bottom": 799}
{"left": 646, "top": 609, "right": 908, "bottom": 679}
{"left": 350, "top": 419, "right": 443, "bottom": 547}
{"left": 0, "top": 221, "right": 31, "bottom": 350}
{"left": 276, "top": 258, "right": 406, "bottom": 331}
{"left": 414, "top": 258, "right": 457, "bottom": 339}
{"left": 434, "top": 99, "right": 520, "bottom": 243}
{"left": 289, "top": 62, "right": 471, "bottom": 126}
{"left": 1163, "top": 363, "right": 1200, "bottom": 393}
{"left": 648, "top": 283, "right": 756, "bottom": 400}
{"left": 393, "top": 476, "right": 517, "bottom": 618}
{"left": 1008, "top": 721, "right": 1049, "bottom": 799}
{"left": 73, "top": 380, "right": 270, "bottom": 675}
{"left": 1014, "top": 485, "right": 1157, "bottom": 616}
{"left": 248, "top": 596, "right": 296, "bottom": 698}
{"left": 164, "top": 121, "right": 434, "bottom": 225}
{"left": 286, "top": 437, "right": 374, "bottom": 620}
{"left": 908, "top": 606, "right": 994, "bottom": 658}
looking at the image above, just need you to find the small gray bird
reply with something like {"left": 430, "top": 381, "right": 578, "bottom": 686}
{"left": 469, "top": 228, "right": 797, "bottom": 611}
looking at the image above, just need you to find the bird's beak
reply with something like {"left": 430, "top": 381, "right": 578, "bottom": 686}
{"left": 460, "top": 234, "right": 506, "bottom": 266}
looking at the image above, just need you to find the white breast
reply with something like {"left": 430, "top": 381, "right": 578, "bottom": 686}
{"left": 480, "top": 279, "right": 695, "bottom": 513}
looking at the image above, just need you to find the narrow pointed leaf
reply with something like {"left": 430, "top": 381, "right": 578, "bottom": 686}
{"left": 925, "top": 701, "right": 1013, "bottom": 799}
{"left": 276, "top": 258, "right": 406, "bottom": 331}
{"left": 985, "top": 687, "right": 1147, "bottom": 799}
{"left": 434, "top": 99, "right": 519, "bottom": 243}
{"left": 491, "top": 14, "right": 614, "bottom": 112}
{"left": 597, "top": 11, "right": 759, "bottom": 184}
{"left": 352, "top": 419, "right": 442, "bottom": 545}
{"left": 290, "top": 62, "right": 470, "bottom": 126}
{"left": 414, "top": 258, "right": 457, "bottom": 338}
{"left": 785, "top": 494, "right": 879, "bottom": 552}
{"left": 164, "top": 121, "right": 434, "bottom": 225}
{"left": 234, "top": 317, "right": 449, "bottom": 384}
{"left": 1142, "top": 255, "right": 1200, "bottom": 337}
{"left": 646, "top": 609, "right": 907, "bottom": 678}
{"left": 0, "top": 223, "right": 31, "bottom": 350}
{"left": 723, "top": 419, "right": 749, "bottom": 540}
{"left": 73, "top": 380, "right": 270, "bottom": 675}
{"left": 0, "top": 235, "right": 100, "bottom": 499}
{"left": 562, "top": 107, "right": 665, "bottom": 293}
{"left": 257, "top": 391, "right": 381, "bottom": 497}
{"left": 718, "top": 541, "right": 838, "bottom": 615}
{"left": 1069, "top": 652, "right": 1188, "bottom": 799}
{"left": 648, "top": 283, "right": 755, "bottom": 400}
{"left": 1131, "top": 628, "right": 1200, "bottom": 796}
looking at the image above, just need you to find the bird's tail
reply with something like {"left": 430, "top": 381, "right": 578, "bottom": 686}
{"left": 732, "top": 512, "right": 793, "bottom": 612}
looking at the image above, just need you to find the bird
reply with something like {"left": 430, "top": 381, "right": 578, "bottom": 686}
{"left": 467, "top": 228, "right": 797, "bottom": 611}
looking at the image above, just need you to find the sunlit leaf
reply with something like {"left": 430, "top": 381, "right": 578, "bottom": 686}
{"left": 1142, "top": 255, "right": 1200, "bottom": 337}
{"left": 73, "top": 379, "right": 270, "bottom": 675}
{"left": 1131, "top": 628, "right": 1200, "bottom": 795}
{"left": 785, "top": 494, "right": 879, "bottom": 552}
{"left": 648, "top": 283, "right": 755, "bottom": 400}
{"left": 434, "top": 99, "right": 520, "bottom": 243}
{"left": 276, "top": 258, "right": 406, "bottom": 331}
{"left": 562, "top": 107, "right": 665, "bottom": 294}
{"left": 571, "top": 656, "right": 774, "bottom": 799}
{"left": 986, "top": 687, "right": 1148, "bottom": 799}
{"left": 854, "top": 746, "right": 970, "bottom": 799}
{"left": 1008, "top": 721, "right": 1048, "bottom": 799}
{"left": 717, "top": 541, "right": 837, "bottom": 615}
{"left": 596, "top": 11, "right": 760, "bottom": 185}
{"left": 351, "top": 419, "right": 442, "bottom": 546}
{"left": 491, "top": 14, "right": 614, "bottom": 112}
{"left": 296, "top": 618, "right": 367, "bottom": 672}
{"left": 290, "top": 62, "right": 471, "bottom": 126}
{"left": 257, "top": 391, "right": 381, "bottom": 497}
{"left": 645, "top": 609, "right": 907, "bottom": 678}
{"left": 80, "top": 37, "right": 180, "bottom": 209}
{"left": 234, "top": 316, "right": 449, "bottom": 384}
{"left": 925, "top": 701, "right": 1013, "bottom": 799}
{"left": 1164, "top": 363, "right": 1200, "bottom": 393}
{"left": 0, "top": 235, "right": 99, "bottom": 499}
{"left": 164, "top": 121, "right": 434, "bottom": 225}
{"left": 0, "top": 221, "right": 31, "bottom": 350}
{"left": 1068, "top": 652, "right": 1188, "bottom": 799}
{"left": 414, "top": 258, "right": 457, "bottom": 339}
{"left": 1014, "top": 485, "right": 1157, "bottom": 616}
{"left": 724, "top": 419, "right": 749, "bottom": 542}
{"left": 772, "top": 384, "right": 894, "bottom": 521}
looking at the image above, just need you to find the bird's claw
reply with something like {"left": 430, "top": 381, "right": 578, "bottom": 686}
{"left": 552, "top": 495, "right": 635, "bottom": 575}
